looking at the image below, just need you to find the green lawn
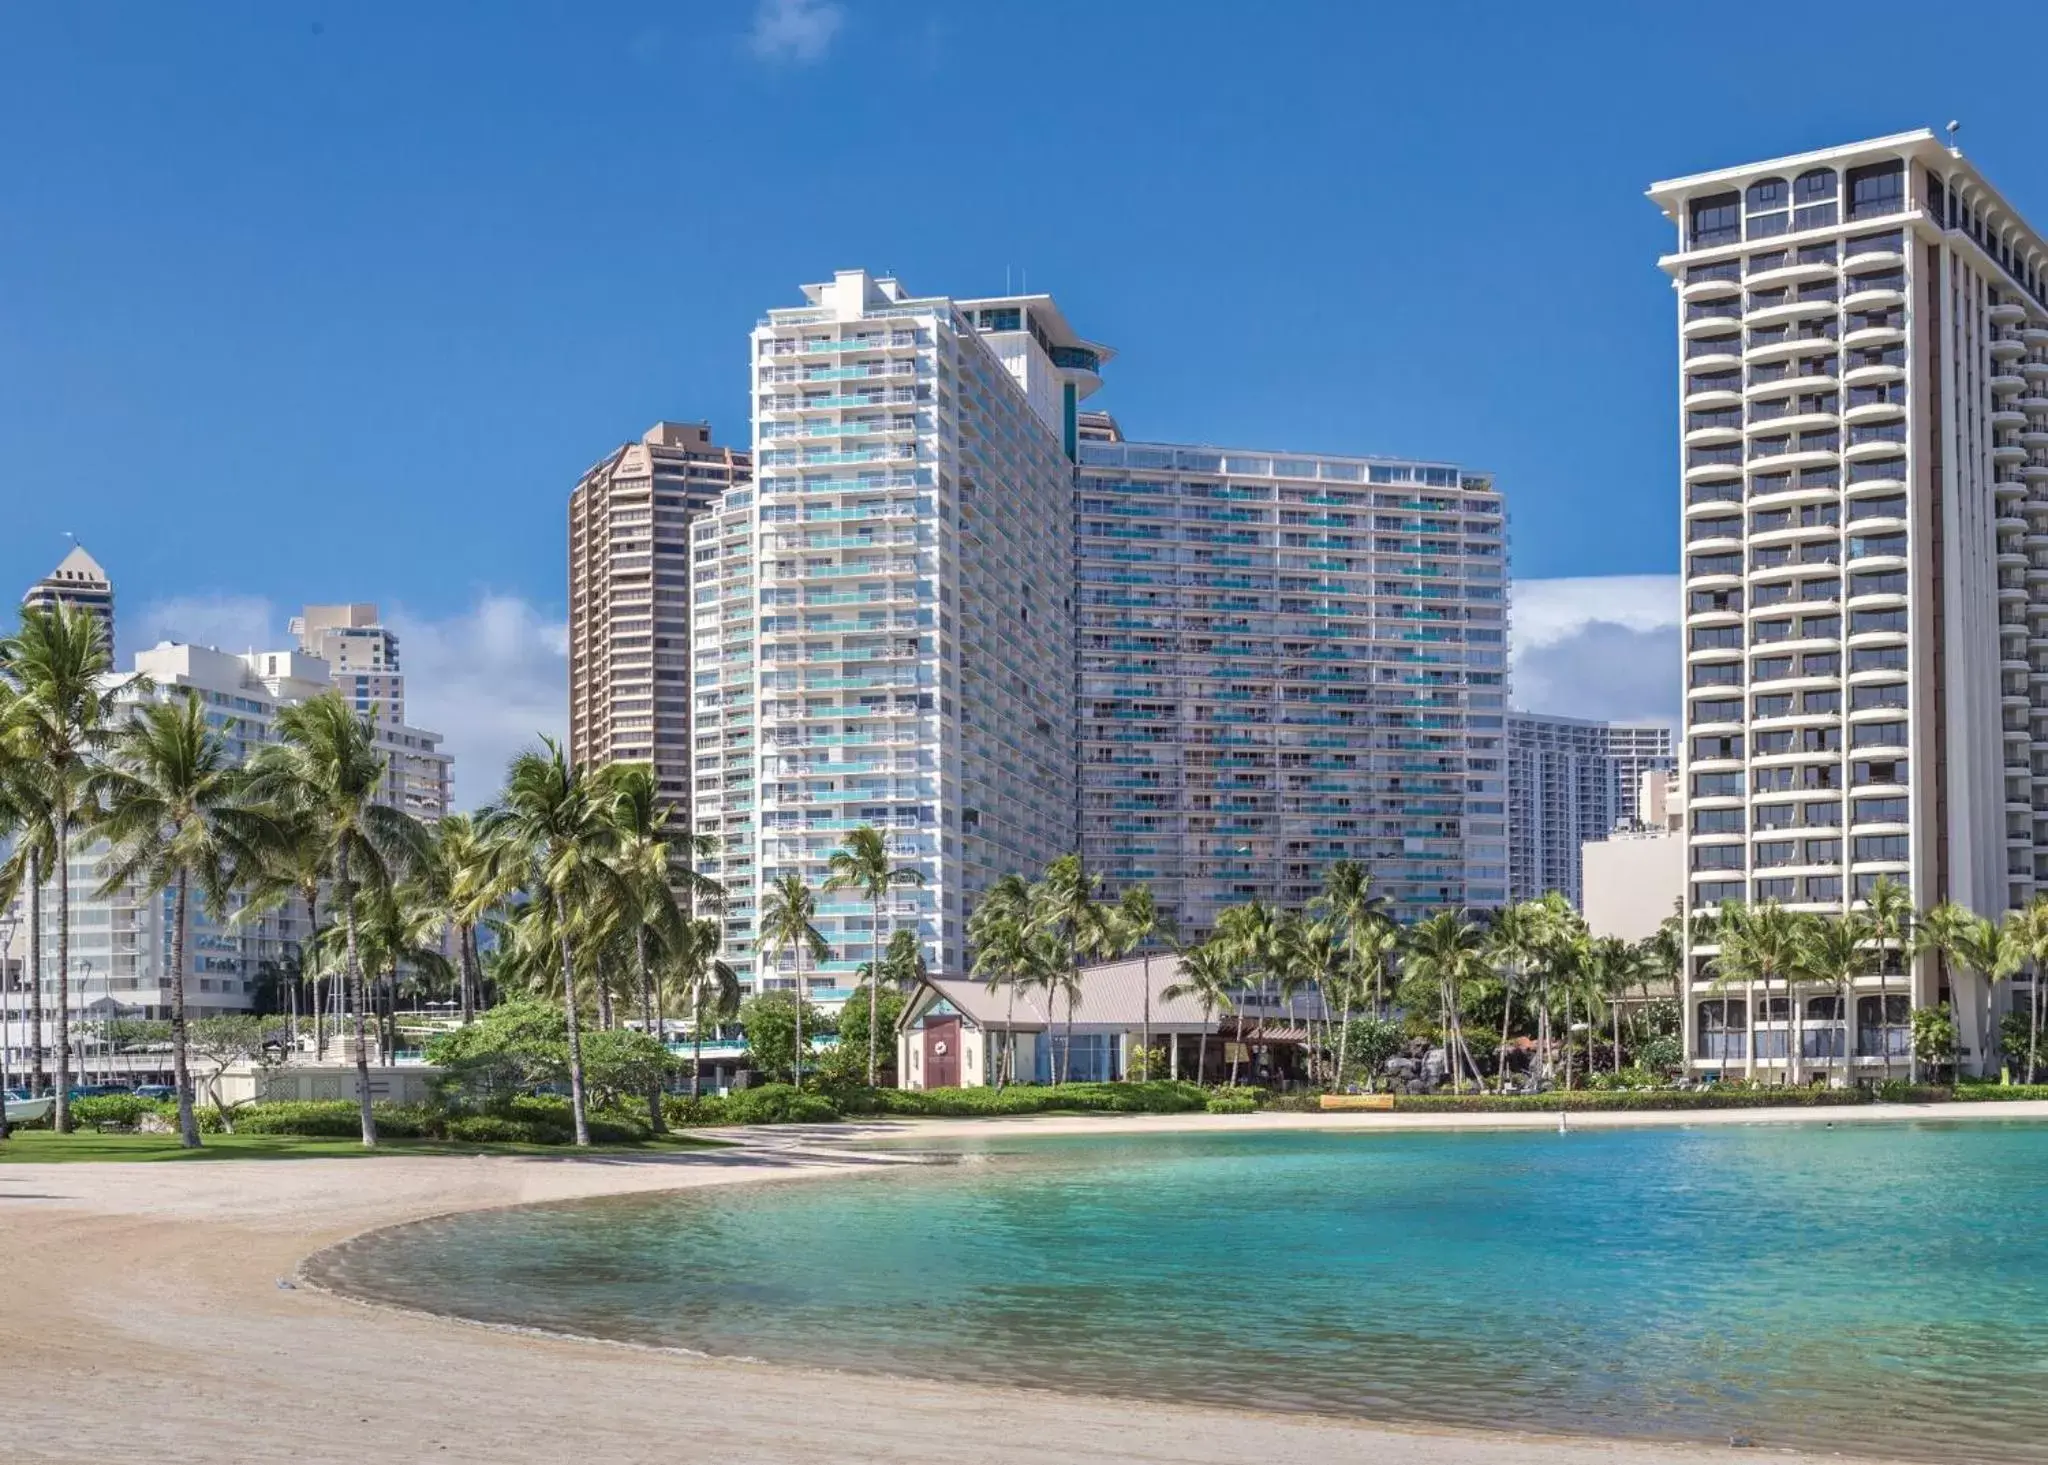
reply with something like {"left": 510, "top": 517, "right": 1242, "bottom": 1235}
{"left": 0, "top": 1130, "right": 729, "bottom": 1163}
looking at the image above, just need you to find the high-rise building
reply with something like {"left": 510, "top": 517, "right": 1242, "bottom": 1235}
{"left": 567, "top": 422, "right": 750, "bottom": 810}
{"left": 22, "top": 544, "right": 114, "bottom": 644}
{"left": 687, "top": 271, "right": 1106, "bottom": 995}
{"left": 291, "top": 604, "right": 406, "bottom": 724}
{"left": 1505, "top": 713, "right": 1675, "bottom": 907}
{"left": 1, "top": 634, "right": 452, "bottom": 1073}
{"left": 1076, "top": 432, "right": 1511, "bottom": 932}
{"left": 1650, "top": 128, "right": 2048, "bottom": 1077}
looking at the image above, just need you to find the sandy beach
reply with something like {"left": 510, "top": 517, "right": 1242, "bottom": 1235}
{"left": 6, "top": 1101, "right": 2018, "bottom": 1465}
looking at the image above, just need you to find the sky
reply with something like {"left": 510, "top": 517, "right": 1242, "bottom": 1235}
{"left": 4, "top": 0, "right": 2042, "bottom": 805}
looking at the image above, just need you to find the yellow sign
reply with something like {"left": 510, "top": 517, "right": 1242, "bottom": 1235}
{"left": 1224, "top": 1043, "right": 1250, "bottom": 1063}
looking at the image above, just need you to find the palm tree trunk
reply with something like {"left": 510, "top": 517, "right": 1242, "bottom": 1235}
{"left": 2030, "top": 965, "right": 2041, "bottom": 1084}
{"left": 53, "top": 810, "right": 72, "bottom": 1133}
{"left": 792, "top": 949, "right": 804, "bottom": 1087}
{"left": 553, "top": 891, "right": 590, "bottom": 1146}
{"left": 339, "top": 851, "right": 378, "bottom": 1147}
{"left": 690, "top": 986, "right": 705, "bottom": 1101}
{"left": 169, "top": 869, "right": 201, "bottom": 1148}
{"left": 1230, "top": 1006, "right": 1244, "bottom": 1088}
{"left": 1336, "top": 981, "right": 1353, "bottom": 1091}
{"left": 1787, "top": 977, "right": 1803, "bottom": 1087}
{"left": 458, "top": 918, "right": 478, "bottom": 1025}
{"left": 1612, "top": 998, "right": 1622, "bottom": 1075}
{"left": 1140, "top": 952, "right": 1152, "bottom": 1083}
{"left": 636, "top": 923, "right": 663, "bottom": 1132}
{"left": 1563, "top": 990, "right": 1575, "bottom": 1092}
{"left": 27, "top": 848, "right": 45, "bottom": 1096}
{"left": 1002, "top": 981, "right": 1016, "bottom": 1089}
{"left": 868, "top": 887, "right": 882, "bottom": 1088}
{"left": 1497, "top": 980, "right": 1515, "bottom": 1094}
{"left": 595, "top": 963, "right": 614, "bottom": 1032}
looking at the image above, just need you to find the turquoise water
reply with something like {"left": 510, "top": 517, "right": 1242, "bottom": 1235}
{"left": 308, "top": 1123, "right": 2048, "bottom": 1461}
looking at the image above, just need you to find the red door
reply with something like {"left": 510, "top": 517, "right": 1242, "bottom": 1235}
{"left": 923, "top": 1017, "right": 962, "bottom": 1088}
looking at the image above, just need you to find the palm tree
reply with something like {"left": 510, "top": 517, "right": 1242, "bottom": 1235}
{"left": 1316, "top": 861, "right": 1391, "bottom": 1085}
{"left": 1796, "top": 912, "right": 1871, "bottom": 1088}
{"left": 1, "top": 604, "right": 119, "bottom": 1133}
{"left": 1715, "top": 901, "right": 1807, "bottom": 1085}
{"left": 1860, "top": 876, "right": 1917, "bottom": 1078}
{"left": 758, "top": 870, "right": 829, "bottom": 1085}
{"left": 1162, "top": 939, "right": 1237, "bottom": 1085}
{"left": 1402, "top": 910, "right": 1490, "bottom": 1093}
{"left": 427, "top": 811, "right": 510, "bottom": 1026}
{"left": 1918, "top": 901, "right": 2014, "bottom": 1082}
{"left": 235, "top": 801, "right": 332, "bottom": 1052}
{"left": 1213, "top": 899, "right": 1281, "bottom": 1086}
{"left": 95, "top": 692, "right": 276, "bottom": 1147}
{"left": 1579, "top": 935, "right": 1639, "bottom": 1076}
{"left": 1282, "top": 913, "right": 1345, "bottom": 1087}
{"left": 244, "top": 694, "right": 429, "bottom": 1146}
{"left": 968, "top": 873, "right": 1033, "bottom": 1087}
{"left": 476, "top": 739, "right": 618, "bottom": 1145}
{"left": 2009, "top": 896, "right": 2048, "bottom": 1083}
{"left": 672, "top": 916, "right": 738, "bottom": 1099}
{"left": 824, "top": 825, "right": 925, "bottom": 1087}
{"left": 597, "top": 763, "right": 688, "bottom": 1124}
{"left": 1112, "top": 885, "right": 1176, "bottom": 1082}
{"left": 0, "top": 750, "right": 54, "bottom": 1097}
{"left": 1485, "top": 901, "right": 1550, "bottom": 1092}
{"left": 1030, "top": 854, "right": 1116, "bottom": 1085}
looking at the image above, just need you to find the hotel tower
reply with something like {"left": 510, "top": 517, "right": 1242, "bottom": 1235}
{"left": 1651, "top": 129, "right": 2048, "bottom": 1077}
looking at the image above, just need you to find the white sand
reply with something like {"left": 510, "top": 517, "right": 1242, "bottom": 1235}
{"left": 4, "top": 1100, "right": 2007, "bottom": 1465}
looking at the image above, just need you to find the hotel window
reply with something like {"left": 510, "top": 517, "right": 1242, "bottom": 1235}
{"left": 1847, "top": 162, "right": 1905, "bottom": 220}
{"left": 1692, "top": 193, "right": 1741, "bottom": 248}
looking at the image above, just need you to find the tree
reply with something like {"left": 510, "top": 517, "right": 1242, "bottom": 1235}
{"left": 1315, "top": 861, "right": 1392, "bottom": 1085}
{"left": 475, "top": 738, "right": 618, "bottom": 1147}
{"left": 244, "top": 694, "right": 428, "bottom": 1145}
{"left": 0, "top": 745, "right": 55, "bottom": 1104}
{"left": 0, "top": 603, "right": 119, "bottom": 1133}
{"left": 1030, "top": 854, "right": 1116, "bottom": 1085}
{"left": 1797, "top": 912, "right": 1872, "bottom": 1088}
{"left": 824, "top": 825, "right": 925, "bottom": 1087}
{"left": 598, "top": 763, "right": 688, "bottom": 1127}
{"left": 2008, "top": 896, "right": 2048, "bottom": 1083}
{"left": 1578, "top": 935, "right": 1639, "bottom": 1077}
{"left": 968, "top": 873, "right": 1035, "bottom": 1088}
{"left": 759, "top": 870, "right": 830, "bottom": 1086}
{"left": 95, "top": 692, "right": 277, "bottom": 1147}
{"left": 672, "top": 916, "right": 738, "bottom": 1100}
{"left": 1714, "top": 901, "right": 1806, "bottom": 1085}
{"left": 1162, "top": 940, "right": 1237, "bottom": 1086}
{"left": 1485, "top": 902, "right": 1550, "bottom": 1093}
{"left": 186, "top": 1014, "right": 286, "bottom": 1127}
{"left": 1212, "top": 900, "right": 1281, "bottom": 1086}
{"left": 1918, "top": 901, "right": 2016, "bottom": 1082}
{"left": 828, "top": 978, "right": 908, "bottom": 1089}
{"left": 236, "top": 799, "right": 336, "bottom": 1054}
{"left": 1860, "top": 876, "right": 1917, "bottom": 1078}
{"left": 738, "top": 990, "right": 826, "bottom": 1085}
{"left": 1401, "top": 910, "right": 1490, "bottom": 1093}
{"left": 1113, "top": 885, "right": 1177, "bottom": 1082}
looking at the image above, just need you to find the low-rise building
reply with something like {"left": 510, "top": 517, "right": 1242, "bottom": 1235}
{"left": 1582, "top": 769, "right": 1686, "bottom": 941}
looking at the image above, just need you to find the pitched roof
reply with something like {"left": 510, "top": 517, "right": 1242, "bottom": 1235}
{"left": 904, "top": 954, "right": 1329, "bottom": 1032}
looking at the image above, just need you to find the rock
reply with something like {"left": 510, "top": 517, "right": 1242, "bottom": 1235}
{"left": 137, "top": 1112, "right": 174, "bottom": 1134}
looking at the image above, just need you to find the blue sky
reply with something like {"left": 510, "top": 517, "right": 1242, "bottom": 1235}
{"left": 3, "top": 0, "right": 2037, "bottom": 796}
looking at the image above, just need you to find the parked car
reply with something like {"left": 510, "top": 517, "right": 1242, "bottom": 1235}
{"left": 67, "top": 1083, "right": 134, "bottom": 1100}
{"left": 133, "top": 1084, "right": 176, "bottom": 1101}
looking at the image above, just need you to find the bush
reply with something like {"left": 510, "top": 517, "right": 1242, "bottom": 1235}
{"left": 717, "top": 1083, "right": 841, "bottom": 1126}
{"left": 68, "top": 1094, "right": 157, "bottom": 1126}
{"left": 824, "top": 1080, "right": 1211, "bottom": 1118}
{"left": 233, "top": 1100, "right": 437, "bottom": 1138}
{"left": 1205, "top": 1092, "right": 1260, "bottom": 1114}
{"left": 1390, "top": 1089, "right": 1876, "bottom": 1113}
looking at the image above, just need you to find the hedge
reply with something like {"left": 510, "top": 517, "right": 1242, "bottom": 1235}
{"left": 665, "top": 1083, "right": 840, "bottom": 1128}
{"left": 1390, "top": 1089, "right": 1882, "bottom": 1113}
{"left": 825, "top": 1080, "right": 1211, "bottom": 1118}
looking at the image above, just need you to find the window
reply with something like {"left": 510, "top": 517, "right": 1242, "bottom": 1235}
{"left": 1848, "top": 493, "right": 1906, "bottom": 520}
{"left": 1753, "top": 655, "right": 1794, "bottom": 681}
{"left": 1847, "top": 162, "right": 1904, "bottom": 220}
{"left": 1689, "top": 514, "right": 1742, "bottom": 539}
{"left": 1851, "top": 683, "right": 1907, "bottom": 710}
{"left": 1691, "top": 661, "right": 1742, "bottom": 687}
{"left": 1852, "top": 758, "right": 1906, "bottom": 786}
{"left": 1691, "top": 587, "right": 1741, "bottom": 612}
{"left": 1691, "top": 625, "right": 1742, "bottom": 650}
{"left": 1852, "top": 608, "right": 1907, "bottom": 633}
{"left": 1851, "top": 569, "right": 1907, "bottom": 597}
{"left": 1849, "top": 533, "right": 1906, "bottom": 559}
{"left": 1691, "top": 193, "right": 1741, "bottom": 247}
{"left": 1800, "top": 652, "right": 1840, "bottom": 676}
{"left": 1693, "top": 771, "right": 1744, "bottom": 797}
{"left": 1692, "top": 697, "right": 1743, "bottom": 724}
{"left": 1695, "top": 880, "right": 1745, "bottom": 907}
{"left": 1805, "top": 838, "right": 1843, "bottom": 864}
{"left": 1853, "top": 721, "right": 1908, "bottom": 749}
{"left": 1753, "top": 693, "right": 1794, "bottom": 718}
{"left": 1756, "top": 877, "right": 1796, "bottom": 902}
{"left": 1804, "top": 800, "right": 1842, "bottom": 827}
{"left": 1796, "top": 238, "right": 1838, "bottom": 265}
{"left": 1854, "top": 797, "right": 1907, "bottom": 824}
{"left": 1753, "top": 619, "right": 1795, "bottom": 644}
{"left": 1756, "top": 803, "right": 1796, "bottom": 829}
{"left": 1852, "top": 644, "right": 1907, "bottom": 672}
{"left": 1689, "top": 369, "right": 1740, "bottom": 395}
{"left": 1692, "top": 734, "right": 1743, "bottom": 760}
{"left": 1755, "top": 729, "right": 1794, "bottom": 754}
{"left": 1694, "top": 808, "right": 1745, "bottom": 834}
{"left": 1802, "top": 689, "right": 1841, "bottom": 714}
{"left": 1694, "top": 844, "right": 1744, "bottom": 871}
{"left": 1853, "top": 835, "right": 1909, "bottom": 863}
{"left": 1690, "top": 552, "right": 1741, "bottom": 577}
{"left": 1754, "top": 840, "right": 1796, "bottom": 867}
{"left": 1794, "top": 169, "right": 1838, "bottom": 230}
{"left": 1800, "top": 614, "right": 1841, "bottom": 639}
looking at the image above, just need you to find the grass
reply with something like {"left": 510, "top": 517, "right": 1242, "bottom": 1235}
{"left": 0, "top": 1129, "right": 730, "bottom": 1163}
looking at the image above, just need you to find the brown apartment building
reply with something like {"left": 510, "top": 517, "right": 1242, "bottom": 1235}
{"left": 567, "top": 421, "right": 750, "bottom": 808}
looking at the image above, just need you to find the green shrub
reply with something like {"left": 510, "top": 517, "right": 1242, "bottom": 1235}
{"left": 445, "top": 1114, "right": 531, "bottom": 1144}
{"left": 717, "top": 1084, "right": 840, "bottom": 1126}
{"left": 1391, "top": 1089, "right": 1875, "bottom": 1113}
{"left": 1205, "top": 1092, "right": 1259, "bottom": 1114}
{"left": 233, "top": 1100, "right": 436, "bottom": 1138}
{"left": 68, "top": 1094, "right": 156, "bottom": 1126}
{"left": 826, "top": 1080, "right": 1211, "bottom": 1118}
{"left": 1952, "top": 1083, "right": 2048, "bottom": 1102}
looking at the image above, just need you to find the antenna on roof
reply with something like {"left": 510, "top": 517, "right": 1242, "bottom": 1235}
{"left": 1947, "top": 119, "right": 1961, "bottom": 155}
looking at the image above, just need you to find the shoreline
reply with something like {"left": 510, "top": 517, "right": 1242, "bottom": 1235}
{"left": 4, "top": 1102, "right": 2011, "bottom": 1465}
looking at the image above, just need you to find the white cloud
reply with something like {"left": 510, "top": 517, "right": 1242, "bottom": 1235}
{"left": 385, "top": 596, "right": 567, "bottom": 812}
{"left": 125, "top": 594, "right": 279, "bottom": 658}
{"left": 748, "top": 0, "right": 843, "bottom": 64}
{"left": 1510, "top": 574, "right": 1681, "bottom": 728}
{"left": 128, "top": 591, "right": 565, "bottom": 814}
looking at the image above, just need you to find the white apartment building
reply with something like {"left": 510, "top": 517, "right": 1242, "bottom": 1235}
{"left": 686, "top": 270, "right": 1106, "bottom": 998}
{"left": 291, "top": 604, "right": 406, "bottom": 725}
{"left": 1652, "top": 128, "right": 2048, "bottom": 1077}
{"left": 1505, "top": 713, "right": 1674, "bottom": 907}
{"left": 1, "top": 638, "right": 452, "bottom": 1077}
{"left": 567, "top": 423, "right": 751, "bottom": 812}
{"left": 1076, "top": 422, "right": 1511, "bottom": 932}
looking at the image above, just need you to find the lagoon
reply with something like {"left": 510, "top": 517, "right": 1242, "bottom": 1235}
{"left": 307, "top": 1122, "right": 2048, "bottom": 1462}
